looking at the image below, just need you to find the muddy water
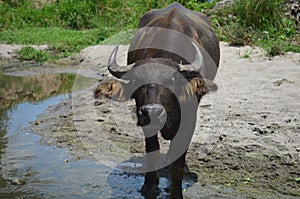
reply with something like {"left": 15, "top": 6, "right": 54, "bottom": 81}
{"left": 0, "top": 73, "right": 200, "bottom": 199}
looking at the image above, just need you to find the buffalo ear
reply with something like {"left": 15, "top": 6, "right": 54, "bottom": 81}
{"left": 94, "top": 80, "right": 127, "bottom": 101}
{"left": 189, "top": 78, "right": 217, "bottom": 96}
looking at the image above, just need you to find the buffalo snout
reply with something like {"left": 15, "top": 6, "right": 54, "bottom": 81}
{"left": 137, "top": 104, "right": 167, "bottom": 130}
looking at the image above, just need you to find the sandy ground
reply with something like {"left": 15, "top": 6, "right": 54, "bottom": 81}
{"left": 4, "top": 42, "right": 299, "bottom": 197}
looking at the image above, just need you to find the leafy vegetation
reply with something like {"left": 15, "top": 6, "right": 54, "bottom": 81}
{"left": 0, "top": 0, "right": 299, "bottom": 59}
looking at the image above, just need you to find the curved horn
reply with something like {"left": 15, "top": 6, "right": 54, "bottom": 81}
{"left": 179, "top": 42, "right": 204, "bottom": 78}
{"left": 107, "top": 46, "right": 134, "bottom": 79}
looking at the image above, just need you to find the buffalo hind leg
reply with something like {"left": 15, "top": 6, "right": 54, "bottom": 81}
{"left": 141, "top": 134, "right": 160, "bottom": 196}
{"left": 169, "top": 151, "right": 187, "bottom": 199}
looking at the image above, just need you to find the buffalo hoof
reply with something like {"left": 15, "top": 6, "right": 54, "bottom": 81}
{"left": 170, "top": 193, "right": 183, "bottom": 199}
{"left": 140, "top": 184, "right": 160, "bottom": 198}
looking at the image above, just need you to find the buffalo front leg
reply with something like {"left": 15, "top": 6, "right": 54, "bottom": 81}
{"left": 169, "top": 151, "right": 187, "bottom": 199}
{"left": 141, "top": 134, "right": 160, "bottom": 196}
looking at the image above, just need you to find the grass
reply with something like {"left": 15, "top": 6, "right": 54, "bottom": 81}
{"left": 0, "top": 0, "right": 299, "bottom": 60}
{"left": 208, "top": 0, "right": 300, "bottom": 55}
{"left": 0, "top": 27, "right": 99, "bottom": 47}
{"left": 0, "top": 0, "right": 177, "bottom": 60}
{"left": 0, "top": 27, "right": 102, "bottom": 59}
{"left": 18, "top": 46, "right": 50, "bottom": 63}
{"left": 234, "top": 0, "right": 284, "bottom": 29}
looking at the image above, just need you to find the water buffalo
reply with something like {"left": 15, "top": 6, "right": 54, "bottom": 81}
{"left": 95, "top": 2, "right": 220, "bottom": 198}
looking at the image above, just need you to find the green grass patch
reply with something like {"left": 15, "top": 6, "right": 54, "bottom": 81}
{"left": 0, "top": 0, "right": 176, "bottom": 55}
{"left": 0, "top": 27, "right": 103, "bottom": 57}
{"left": 0, "top": 0, "right": 299, "bottom": 59}
{"left": 19, "top": 46, "right": 50, "bottom": 63}
{"left": 0, "top": 0, "right": 99, "bottom": 30}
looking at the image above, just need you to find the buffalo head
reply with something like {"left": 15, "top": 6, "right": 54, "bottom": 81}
{"left": 95, "top": 43, "right": 217, "bottom": 136}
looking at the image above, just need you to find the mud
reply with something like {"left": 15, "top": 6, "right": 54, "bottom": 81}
{"left": 2, "top": 42, "right": 299, "bottom": 197}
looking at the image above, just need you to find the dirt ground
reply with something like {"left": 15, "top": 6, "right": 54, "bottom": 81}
{"left": 2, "top": 42, "right": 299, "bottom": 197}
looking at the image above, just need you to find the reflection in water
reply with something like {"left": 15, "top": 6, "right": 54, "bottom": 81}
{"left": 0, "top": 95, "right": 112, "bottom": 198}
{"left": 0, "top": 73, "right": 98, "bottom": 198}
{"left": 0, "top": 73, "right": 77, "bottom": 111}
{"left": 0, "top": 95, "right": 68, "bottom": 198}
{"left": 0, "top": 72, "right": 94, "bottom": 139}
{"left": 0, "top": 74, "right": 76, "bottom": 198}
{"left": 0, "top": 94, "right": 146, "bottom": 198}
{"left": 0, "top": 73, "right": 78, "bottom": 163}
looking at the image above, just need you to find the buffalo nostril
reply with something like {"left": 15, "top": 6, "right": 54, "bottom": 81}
{"left": 154, "top": 106, "right": 164, "bottom": 116}
{"left": 140, "top": 107, "right": 150, "bottom": 117}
